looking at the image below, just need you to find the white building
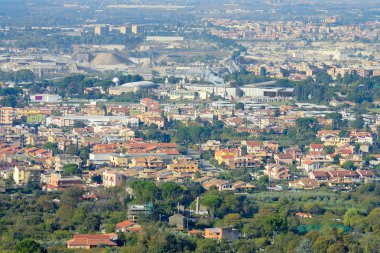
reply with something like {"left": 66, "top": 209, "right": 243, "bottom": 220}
{"left": 30, "top": 94, "right": 62, "bottom": 103}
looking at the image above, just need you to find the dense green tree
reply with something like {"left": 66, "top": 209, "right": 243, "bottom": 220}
{"left": 62, "top": 163, "right": 81, "bottom": 176}
{"left": 235, "top": 102, "right": 245, "bottom": 111}
{"left": 295, "top": 238, "right": 313, "bottom": 253}
{"left": 196, "top": 239, "right": 218, "bottom": 253}
{"left": 130, "top": 180, "right": 158, "bottom": 203}
{"left": 14, "top": 239, "right": 44, "bottom": 253}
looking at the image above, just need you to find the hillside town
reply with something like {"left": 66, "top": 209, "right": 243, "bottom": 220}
{"left": 0, "top": 0, "right": 379, "bottom": 253}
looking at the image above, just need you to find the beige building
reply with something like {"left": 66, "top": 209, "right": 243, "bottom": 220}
{"left": 167, "top": 159, "right": 198, "bottom": 173}
{"left": 110, "top": 155, "right": 129, "bottom": 167}
{"left": 103, "top": 170, "right": 125, "bottom": 188}
{"left": 13, "top": 166, "right": 41, "bottom": 185}
{"left": 131, "top": 25, "right": 138, "bottom": 34}
{"left": 119, "top": 26, "right": 127, "bottom": 35}
{"left": 0, "top": 107, "right": 16, "bottom": 125}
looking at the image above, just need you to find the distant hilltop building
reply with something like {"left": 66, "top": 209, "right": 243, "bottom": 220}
{"left": 90, "top": 52, "right": 133, "bottom": 67}
{"left": 30, "top": 94, "right": 62, "bottom": 103}
{"left": 108, "top": 81, "right": 158, "bottom": 95}
{"left": 119, "top": 26, "right": 128, "bottom": 35}
{"left": 146, "top": 36, "right": 184, "bottom": 42}
{"left": 131, "top": 24, "right": 138, "bottom": 34}
{"left": 94, "top": 25, "right": 109, "bottom": 36}
{"left": 324, "top": 16, "right": 337, "bottom": 24}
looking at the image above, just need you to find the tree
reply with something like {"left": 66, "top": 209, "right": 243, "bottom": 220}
{"left": 241, "top": 145, "right": 248, "bottom": 156}
{"left": 342, "top": 161, "right": 356, "bottom": 170}
{"left": 304, "top": 202, "right": 325, "bottom": 215}
{"left": 327, "top": 242, "right": 345, "bottom": 253}
{"left": 223, "top": 213, "right": 242, "bottom": 227}
{"left": 351, "top": 114, "right": 364, "bottom": 129}
{"left": 312, "top": 236, "right": 331, "bottom": 253}
{"left": 63, "top": 163, "right": 82, "bottom": 176}
{"left": 295, "top": 238, "right": 313, "bottom": 253}
{"left": 196, "top": 239, "right": 217, "bottom": 253}
{"left": 359, "top": 232, "right": 380, "bottom": 253}
{"left": 15, "top": 239, "right": 44, "bottom": 253}
{"left": 326, "top": 113, "right": 343, "bottom": 130}
{"left": 235, "top": 102, "right": 245, "bottom": 111}
{"left": 79, "top": 214, "right": 101, "bottom": 233}
{"left": 130, "top": 180, "right": 158, "bottom": 203}
{"left": 324, "top": 146, "right": 335, "bottom": 154}
{"left": 73, "top": 121, "right": 86, "bottom": 128}
{"left": 91, "top": 174, "right": 103, "bottom": 184}
{"left": 160, "top": 182, "right": 183, "bottom": 201}
{"left": 263, "top": 215, "right": 288, "bottom": 236}
{"left": 333, "top": 154, "right": 341, "bottom": 164}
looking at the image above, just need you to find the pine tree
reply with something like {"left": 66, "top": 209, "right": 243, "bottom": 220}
{"left": 295, "top": 238, "right": 313, "bottom": 253}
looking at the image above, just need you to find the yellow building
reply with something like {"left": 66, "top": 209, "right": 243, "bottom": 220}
{"left": 95, "top": 26, "right": 108, "bottom": 36}
{"left": 324, "top": 136, "right": 351, "bottom": 147}
{"left": 167, "top": 159, "right": 198, "bottom": 173}
{"left": 131, "top": 25, "right": 138, "bottom": 34}
{"left": 119, "top": 26, "right": 127, "bottom": 35}
{"left": 129, "top": 156, "right": 165, "bottom": 170}
{"left": 214, "top": 148, "right": 240, "bottom": 164}
{"left": 110, "top": 155, "right": 129, "bottom": 167}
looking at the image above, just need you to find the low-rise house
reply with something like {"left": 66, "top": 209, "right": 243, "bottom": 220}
{"left": 204, "top": 227, "right": 239, "bottom": 241}
{"left": 310, "top": 143, "right": 324, "bottom": 152}
{"left": 167, "top": 159, "right": 198, "bottom": 173}
{"left": 283, "top": 147, "right": 303, "bottom": 161}
{"left": 202, "top": 179, "right": 233, "bottom": 191}
{"left": 128, "top": 203, "right": 153, "bottom": 221}
{"left": 215, "top": 148, "right": 240, "bottom": 164}
{"left": 301, "top": 160, "right": 322, "bottom": 172}
{"left": 328, "top": 170, "right": 360, "bottom": 180}
{"left": 323, "top": 136, "right": 351, "bottom": 147}
{"left": 264, "top": 164, "right": 289, "bottom": 180}
{"left": 309, "top": 171, "right": 330, "bottom": 181}
{"left": 295, "top": 212, "right": 313, "bottom": 218}
{"left": 55, "top": 154, "right": 81, "bottom": 171}
{"left": 201, "top": 140, "right": 221, "bottom": 151}
{"left": 103, "top": 170, "right": 126, "bottom": 188}
{"left": 115, "top": 220, "right": 142, "bottom": 232}
{"left": 225, "top": 155, "right": 256, "bottom": 170}
{"left": 130, "top": 156, "right": 165, "bottom": 170}
{"left": 13, "top": 166, "right": 42, "bottom": 185}
{"left": 243, "top": 141, "right": 262, "bottom": 154}
{"left": 169, "top": 214, "right": 186, "bottom": 230}
{"left": 232, "top": 181, "right": 255, "bottom": 192}
{"left": 289, "top": 178, "right": 320, "bottom": 189}
{"left": 350, "top": 130, "right": 373, "bottom": 145}
{"left": 274, "top": 153, "right": 294, "bottom": 165}
{"left": 67, "top": 234, "right": 117, "bottom": 249}
{"left": 356, "top": 170, "right": 375, "bottom": 182}
{"left": 45, "top": 172, "right": 82, "bottom": 191}
{"left": 110, "top": 155, "right": 129, "bottom": 167}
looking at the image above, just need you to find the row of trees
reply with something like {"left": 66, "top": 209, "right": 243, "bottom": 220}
{"left": 0, "top": 69, "right": 35, "bottom": 83}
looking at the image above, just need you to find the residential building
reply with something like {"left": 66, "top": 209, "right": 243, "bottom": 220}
{"left": 264, "top": 164, "right": 289, "bottom": 180}
{"left": 102, "top": 170, "right": 125, "bottom": 188}
{"left": 13, "top": 166, "right": 41, "bottom": 185}
{"left": 67, "top": 234, "right": 117, "bottom": 249}
{"left": 115, "top": 220, "right": 142, "bottom": 233}
{"left": 169, "top": 214, "right": 186, "bottom": 230}
{"left": 0, "top": 107, "right": 15, "bottom": 125}
{"left": 204, "top": 227, "right": 239, "bottom": 241}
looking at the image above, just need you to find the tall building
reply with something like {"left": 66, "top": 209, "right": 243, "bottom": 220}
{"left": 95, "top": 25, "right": 108, "bottom": 36}
{"left": 119, "top": 26, "right": 128, "bottom": 35}
{"left": 0, "top": 107, "right": 15, "bottom": 125}
{"left": 131, "top": 25, "right": 138, "bottom": 34}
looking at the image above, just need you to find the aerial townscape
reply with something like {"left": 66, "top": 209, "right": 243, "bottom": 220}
{"left": 0, "top": 0, "right": 380, "bottom": 252}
